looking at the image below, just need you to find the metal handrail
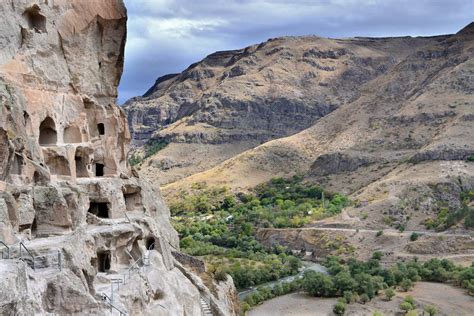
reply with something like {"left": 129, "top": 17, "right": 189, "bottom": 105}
{"left": 101, "top": 293, "right": 126, "bottom": 316}
{"left": 19, "top": 241, "right": 35, "bottom": 270}
{"left": 0, "top": 241, "right": 9, "bottom": 259}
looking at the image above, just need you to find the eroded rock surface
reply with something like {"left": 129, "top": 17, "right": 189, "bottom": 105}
{"left": 0, "top": 1, "right": 238, "bottom": 315}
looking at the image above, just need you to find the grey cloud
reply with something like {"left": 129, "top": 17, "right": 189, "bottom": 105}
{"left": 118, "top": 0, "right": 473, "bottom": 103}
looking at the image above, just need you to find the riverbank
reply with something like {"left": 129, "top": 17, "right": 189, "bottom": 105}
{"left": 239, "top": 261, "right": 326, "bottom": 300}
{"left": 249, "top": 282, "right": 473, "bottom": 316}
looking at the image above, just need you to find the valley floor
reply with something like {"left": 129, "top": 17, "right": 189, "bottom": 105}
{"left": 249, "top": 282, "right": 473, "bottom": 316}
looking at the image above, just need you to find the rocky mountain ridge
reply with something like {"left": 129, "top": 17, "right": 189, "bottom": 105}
{"left": 127, "top": 23, "right": 474, "bottom": 234}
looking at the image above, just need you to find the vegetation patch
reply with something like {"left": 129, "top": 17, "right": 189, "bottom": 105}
{"left": 129, "top": 139, "right": 169, "bottom": 166}
{"left": 171, "top": 176, "right": 349, "bottom": 289}
{"left": 424, "top": 190, "right": 474, "bottom": 230}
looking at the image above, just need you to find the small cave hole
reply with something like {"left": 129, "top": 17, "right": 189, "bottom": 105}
{"left": 88, "top": 202, "right": 109, "bottom": 218}
{"left": 97, "top": 123, "right": 105, "bottom": 136}
{"left": 31, "top": 217, "right": 37, "bottom": 237}
{"left": 23, "top": 5, "right": 47, "bottom": 33}
{"left": 146, "top": 237, "right": 155, "bottom": 250}
{"left": 95, "top": 163, "right": 104, "bottom": 177}
{"left": 97, "top": 251, "right": 111, "bottom": 272}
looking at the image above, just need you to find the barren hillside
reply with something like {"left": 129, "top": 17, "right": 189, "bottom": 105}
{"left": 124, "top": 34, "right": 439, "bottom": 186}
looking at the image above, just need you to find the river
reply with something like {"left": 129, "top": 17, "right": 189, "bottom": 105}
{"left": 238, "top": 261, "right": 327, "bottom": 300}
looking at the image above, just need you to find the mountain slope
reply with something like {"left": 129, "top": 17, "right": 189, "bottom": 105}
{"left": 166, "top": 24, "right": 474, "bottom": 230}
{"left": 124, "top": 34, "right": 439, "bottom": 186}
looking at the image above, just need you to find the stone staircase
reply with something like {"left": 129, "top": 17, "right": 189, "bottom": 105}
{"left": 200, "top": 296, "right": 213, "bottom": 316}
{"left": 0, "top": 240, "right": 61, "bottom": 272}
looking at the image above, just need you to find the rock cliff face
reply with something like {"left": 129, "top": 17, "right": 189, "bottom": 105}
{"left": 0, "top": 1, "right": 237, "bottom": 315}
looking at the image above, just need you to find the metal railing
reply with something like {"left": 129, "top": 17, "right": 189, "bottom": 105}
{"left": 101, "top": 293, "right": 126, "bottom": 316}
{"left": 1, "top": 240, "right": 62, "bottom": 271}
{"left": 19, "top": 241, "right": 36, "bottom": 270}
{"left": 0, "top": 241, "right": 9, "bottom": 259}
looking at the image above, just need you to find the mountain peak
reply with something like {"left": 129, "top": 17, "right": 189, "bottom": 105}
{"left": 457, "top": 21, "right": 474, "bottom": 35}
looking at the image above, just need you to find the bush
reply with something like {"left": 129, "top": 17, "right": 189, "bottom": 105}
{"left": 333, "top": 298, "right": 346, "bottom": 315}
{"left": 410, "top": 232, "right": 420, "bottom": 241}
{"left": 376, "top": 230, "right": 383, "bottom": 237}
{"left": 424, "top": 305, "right": 437, "bottom": 316}
{"left": 214, "top": 268, "right": 227, "bottom": 282}
{"left": 400, "top": 278, "right": 413, "bottom": 292}
{"left": 359, "top": 293, "right": 370, "bottom": 304}
{"left": 384, "top": 287, "right": 395, "bottom": 301}
{"left": 400, "top": 302, "right": 414, "bottom": 312}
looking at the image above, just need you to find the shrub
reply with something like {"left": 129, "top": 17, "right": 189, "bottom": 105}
{"left": 384, "top": 287, "right": 395, "bottom": 301}
{"left": 400, "top": 302, "right": 414, "bottom": 312}
{"left": 376, "top": 230, "right": 383, "bottom": 237}
{"left": 359, "top": 293, "right": 370, "bottom": 304}
{"left": 424, "top": 305, "right": 437, "bottom": 316}
{"left": 333, "top": 298, "right": 346, "bottom": 315}
{"left": 410, "top": 232, "right": 420, "bottom": 241}
{"left": 400, "top": 278, "right": 413, "bottom": 292}
{"left": 214, "top": 268, "right": 227, "bottom": 282}
{"left": 343, "top": 291, "right": 354, "bottom": 304}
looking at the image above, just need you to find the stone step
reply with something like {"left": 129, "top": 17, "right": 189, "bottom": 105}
{"left": 200, "top": 297, "right": 213, "bottom": 316}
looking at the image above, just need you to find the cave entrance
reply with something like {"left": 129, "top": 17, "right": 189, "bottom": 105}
{"left": 39, "top": 117, "right": 57, "bottom": 146}
{"left": 95, "top": 163, "right": 104, "bottom": 177}
{"left": 75, "top": 156, "right": 88, "bottom": 178}
{"left": 97, "top": 123, "right": 105, "bottom": 136}
{"left": 23, "top": 5, "right": 47, "bottom": 33}
{"left": 123, "top": 192, "right": 141, "bottom": 212}
{"left": 146, "top": 237, "right": 155, "bottom": 250}
{"left": 31, "top": 217, "right": 37, "bottom": 237}
{"left": 45, "top": 155, "right": 70, "bottom": 176}
{"left": 88, "top": 202, "right": 109, "bottom": 218}
{"left": 64, "top": 125, "right": 82, "bottom": 143}
{"left": 97, "top": 251, "right": 111, "bottom": 272}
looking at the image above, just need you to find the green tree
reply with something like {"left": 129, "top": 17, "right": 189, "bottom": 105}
{"left": 400, "top": 278, "right": 413, "bottom": 292}
{"left": 333, "top": 298, "right": 346, "bottom": 315}
{"left": 302, "top": 271, "right": 335, "bottom": 297}
{"left": 384, "top": 287, "right": 396, "bottom": 301}
{"left": 334, "top": 271, "right": 357, "bottom": 294}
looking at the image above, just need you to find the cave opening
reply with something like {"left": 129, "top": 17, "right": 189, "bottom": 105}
{"left": 88, "top": 202, "right": 109, "bottom": 218}
{"left": 23, "top": 5, "right": 47, "bottom": 33}
{"left": 75, "top": 156, "right": 88, "bottom": 178}
{"left": 97, "top": 123, "right": 105, "bottom": 136}
{"left": 39, "top": 117, "right": 57, "bottom": 145}
{"left": 64, "top": 125, "right": 82, "bottom": 143}
{"left": 146, "top": 237, "right": 155, "bottom": 250}
{"left": 95, "top": 163, "right": 104, "bottom": 177}
{"left": 97, "top": 251, "right": 111, "bottom": 272}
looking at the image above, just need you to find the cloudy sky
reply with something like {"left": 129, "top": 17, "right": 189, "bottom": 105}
{"left": 118, "top": 0, "right": 473, "bottom": 104}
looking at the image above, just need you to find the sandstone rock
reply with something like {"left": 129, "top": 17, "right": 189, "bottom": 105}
{"left": 0, "top": 1, "right": 237, "bottom": 314}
